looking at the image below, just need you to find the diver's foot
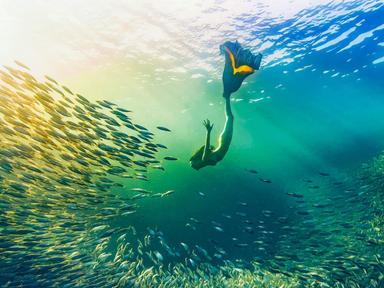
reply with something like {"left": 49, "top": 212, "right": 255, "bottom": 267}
{"left": 220, "top": 41, "right": 262, "bottom": 95}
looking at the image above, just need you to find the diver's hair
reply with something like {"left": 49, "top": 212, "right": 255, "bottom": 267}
{"left": 190, "top": 145, "right": 205, "bottom": 162}
{"left": 190, "top": 145, "right": 214, "bottom": 161}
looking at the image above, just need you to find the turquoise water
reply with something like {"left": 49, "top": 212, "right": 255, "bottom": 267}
{"left": 1, "top": 0, "right": 384, "bottom": 287}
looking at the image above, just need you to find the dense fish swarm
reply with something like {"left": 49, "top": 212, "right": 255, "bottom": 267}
{"left": 0, "top": 62, "right": 384, "bottom": 287}
{"left": 0, "top": 63, "right": 172, "bottom": 287}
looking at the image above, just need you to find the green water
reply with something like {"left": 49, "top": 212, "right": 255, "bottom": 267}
{"left": 1, "top": 0, "right": 384, "bottom": 287}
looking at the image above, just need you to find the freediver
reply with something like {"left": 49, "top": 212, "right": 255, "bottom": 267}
{"left": 190, "top": 41, "right": 262, "bottom": 170}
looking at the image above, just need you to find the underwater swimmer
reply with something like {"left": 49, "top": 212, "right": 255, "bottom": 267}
{"left": 190, "top": 41, "right": 262, "bottom": 170}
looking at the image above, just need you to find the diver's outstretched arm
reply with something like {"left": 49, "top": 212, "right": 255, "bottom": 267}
{"left": 202, "top": 119, "right": 213, "bottom": 161}
{"left": 212, "top": 96, "right": 234, "bottom": 161}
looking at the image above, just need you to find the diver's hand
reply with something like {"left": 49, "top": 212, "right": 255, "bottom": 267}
{"left": 203, "top": 119, "right": 214, "bottom": 132}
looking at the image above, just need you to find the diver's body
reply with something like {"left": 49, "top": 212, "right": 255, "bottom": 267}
{"left": 190, "top": 41, "right": 262, "bottom": 170}
{"left": 203, "top": 96, "right": 233, "bottom": 164}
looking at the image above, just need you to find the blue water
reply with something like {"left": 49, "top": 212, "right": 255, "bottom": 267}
{"left": 1, "top": 0, "right": 384, "bottom": 287}
{"left": 131, "top": 0, "right": 384, "bottom": 256}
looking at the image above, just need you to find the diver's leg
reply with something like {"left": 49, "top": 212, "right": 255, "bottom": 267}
{"left": 220, "top": 96, "right": 234, "bottom": 146}
{"left": 213, "top": 96, "right": 234, "bottom": 161}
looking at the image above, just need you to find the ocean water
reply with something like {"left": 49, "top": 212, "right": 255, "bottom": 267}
{"left": 1, "top": 0, "right": 384, "bottom": 287}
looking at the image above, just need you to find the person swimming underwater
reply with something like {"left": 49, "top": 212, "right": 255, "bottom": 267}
{"left": 190, "top": 41, "right": 262, "bottom": 170}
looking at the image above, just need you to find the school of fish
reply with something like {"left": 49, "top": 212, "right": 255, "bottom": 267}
{"left": 0, "top": 62, "right": 383, "bottom": 287}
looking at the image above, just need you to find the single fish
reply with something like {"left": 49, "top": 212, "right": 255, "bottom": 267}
{"left": 164, "top": 156, "right": 178, "bottom": 161}
{"left": 259, "top": 178, "right": 272, "bottom": 183}
{"left": 156, "top": 126, "right": 171, "bottom": 132}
